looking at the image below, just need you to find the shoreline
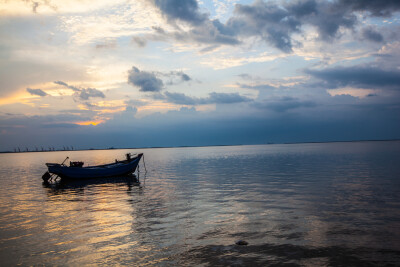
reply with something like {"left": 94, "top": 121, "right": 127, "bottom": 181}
{"left": 1, "top": 138, "right": 399, "bottom": 154}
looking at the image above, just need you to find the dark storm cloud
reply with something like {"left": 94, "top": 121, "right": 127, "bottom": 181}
{"left": 306, "top": 66, "right": 400, "bottom": 89}
{"left": 26, "top": 88, "right": 47, "bottom": 97}
{"left": 152, "top": 0, "right": 207, "bottom": 25}
{"left": 362, "top": 27, "right": 384, "bottom": 43}
{"left": 127, "top": 66, "right": 164, "bottom": 92}
{"left": 53, "top": 81, "right": 105, "bottom": 100}
{"left": 163, "top": 91, "right": 252, "bottom": 105}
{"left": 149, "top": 0, "right": 399, "bottom": 52}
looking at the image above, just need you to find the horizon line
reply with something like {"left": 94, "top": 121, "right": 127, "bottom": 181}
{"left": 1, "top": 138, "right": 399, "bottom": 154}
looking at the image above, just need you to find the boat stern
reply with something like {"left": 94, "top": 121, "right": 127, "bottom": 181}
{"left": 46, "top": 163, "right": 63, "bottom": 175}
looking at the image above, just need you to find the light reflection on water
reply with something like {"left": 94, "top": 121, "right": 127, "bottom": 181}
{"left": 0, "top": 141, "right": 399, "bottom": 265}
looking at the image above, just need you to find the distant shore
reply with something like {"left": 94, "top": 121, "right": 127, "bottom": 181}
{"left": 1, "top": 138, "right": 399, "bottom": 154}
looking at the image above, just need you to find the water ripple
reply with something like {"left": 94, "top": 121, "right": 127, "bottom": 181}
{"left": 0, "top": 142, "right": 399, "bottom": 265}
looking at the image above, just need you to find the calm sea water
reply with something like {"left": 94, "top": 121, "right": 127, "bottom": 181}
{"left": 0, "top": 141, "right": 399, "bottom": 266}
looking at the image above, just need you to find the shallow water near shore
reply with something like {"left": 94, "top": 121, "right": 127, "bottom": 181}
{"left": 0, "top": 141, "right": 399, "bottom": 266}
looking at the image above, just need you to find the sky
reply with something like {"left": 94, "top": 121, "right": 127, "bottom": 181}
{"left": 0, "top": 0, "right": 399, "bottom": 151}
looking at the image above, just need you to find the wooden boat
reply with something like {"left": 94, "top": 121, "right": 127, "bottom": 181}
{"left": 43, "top": 153, "right": 143, "bottom": 180}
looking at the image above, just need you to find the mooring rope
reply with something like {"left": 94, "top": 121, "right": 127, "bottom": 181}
{"left": 142, "top": 154, "right": 147, "bottom": 173}
{"left": 137, "top": 154, "right": 147, "bottom": 174}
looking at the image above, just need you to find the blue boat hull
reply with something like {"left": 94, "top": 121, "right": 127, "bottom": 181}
{"left": 46, "top": 153, "right": 143, "bottom": 179}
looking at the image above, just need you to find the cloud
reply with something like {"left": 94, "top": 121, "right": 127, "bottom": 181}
{"left": 180, "top": 72, "right": 191, "bottom": 82}
{"left": 164, "top": 71, "right": 192, "bottom": 85}
{"left": 79, "top": 88, "right": 106, "bottom": 100}
{"left": 124, "top": 99, "right": 147, "bottom": 107}
{"left": 54, "top": 80, "right": 79, "bottom": 91}
{"left": 53, "top": 81, "right": 105, "bottom": 100}
{"left": 229, "top": 0, "right": 304, "bottom": 52}
{"left": 163, "top": 92, "right": 198, "bottom": 105}
{"left": 77, "top": 88, "right": 104, "bottom": 100}
{"left": 312, "top": 3, "right": 356, "bottom": 41}
{"left": 374, "top": 42, "right": 400, "bottom": 69}
{"left": 239, "top": 83, "right": 277, "bottom": 91}
{"left": 149, "top": 0, "right": 399, "bottom": 53}
{"left": 237, "top": 73, "right": 253, "bottom": 80}
{"left": 149, "top": 1, "right": 240, "bottom": 47}
{"left": 53, "top": 80, "right": 68, "bottom": 87}
{"left": 26, "top": 88, "right": 47, "bottom": 97}
{"left": 338, "top": 0, "right": 400, "bottom": 17}
{"left": 152, "top": 0, "right": 207, "bottom": 25}
{"left": 0, "top": 34, "right": 87, "bottom": 98}
{"left": 163, "top": 91, "right": 252, "bottom": 105}
{"left": 127, "top": 67, "right": 192, "bottom": 91}
{"left": 362, "top": 26, "right": 384, "bottom": 43}
{"left": 95, "top": 39, "right": 117, "bottom": 49}
{"left": 127, "top": 66, "right": 164, "bottom": 92}
{"left": 18, "top": 0, "right": 57, "bottom": 13}
{"left": 2, "top": 86, "right": 400, "bottom": 150}
{"left": 367, "top": 93, "right": 378, "bottom": 97}
{"left": 4, "top": 95, "right": 398, "bottom": 151}
{"left": 131, "top": 36, "right": 147, "bottom": 47}
{"left": 152, "top": 23, "right": 240, "bottom": 47}
{"left": 227, "top": 0, "right": 358, "bottom": 51}
{"left": 0, "top": 113, "right": 91, "bottom": 129}
{"left": 208, "top": 92, "right": 252, "bottom": 104}
{"left": 306, "top": 65, "right": 400, "bottom": 89}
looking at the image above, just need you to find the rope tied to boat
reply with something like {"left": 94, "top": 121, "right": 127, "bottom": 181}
{"left": 137, "top": 154, "right": 147, "bottom": 174}
{"left": 142, "top": 154, "right": 147, "bottom": 173}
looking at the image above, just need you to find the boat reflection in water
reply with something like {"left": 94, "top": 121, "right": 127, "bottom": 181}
{"left": 42, "top": 173, "right": 144, "bottom": 195}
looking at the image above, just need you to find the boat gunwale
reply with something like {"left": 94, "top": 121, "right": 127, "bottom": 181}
{"left": 46, "top": 154, "right": 141, "bottom": 169}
